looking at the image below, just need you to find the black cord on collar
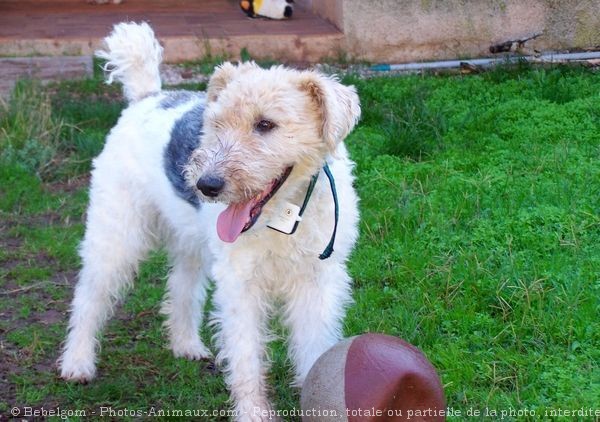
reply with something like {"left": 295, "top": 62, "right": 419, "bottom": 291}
{"left": 318, "top": 163, "right": 338, "bottom": 260}
{"left": 285, "top": 163, "right": 339, "bottom": 259}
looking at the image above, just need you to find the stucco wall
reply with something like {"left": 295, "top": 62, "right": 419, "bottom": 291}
{"left": 301, "top": 0, "right": 600, "bottom": 63}
{"left": 300, "top": 0, "right": 344, "bottom": 30}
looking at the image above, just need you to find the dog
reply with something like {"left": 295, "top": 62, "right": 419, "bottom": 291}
{"left": 58, "top": 22, "right": 360, "bottom": 420}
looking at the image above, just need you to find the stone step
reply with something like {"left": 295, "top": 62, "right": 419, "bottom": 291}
{"left": 0, "top": 56, "right": 93, "bottom": 98}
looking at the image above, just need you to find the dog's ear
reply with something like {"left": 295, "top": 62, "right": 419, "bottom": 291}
{"left": 299, "top": 72, "right": 361, "bottom": 152}
{"left": 206, "top": 62, "right": 236, "bottom": 102}
{"left": 207, "top": 61, "right": 259, "bottom": 102}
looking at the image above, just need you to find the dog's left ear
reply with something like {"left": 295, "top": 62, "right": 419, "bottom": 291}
{"left": 299, "top": 72, "right": 361, "bottom": 152}
{"left": 207, "top": 61, "right": 259, "bottom": 102}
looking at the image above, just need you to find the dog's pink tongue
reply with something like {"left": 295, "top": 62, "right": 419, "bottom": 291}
{"left": 217, "top": 201, "right": 254, "bottom": 243}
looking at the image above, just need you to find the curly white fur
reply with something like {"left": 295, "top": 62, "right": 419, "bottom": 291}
{"left": 95, "top": 21, "right": 163, "bottom": 102}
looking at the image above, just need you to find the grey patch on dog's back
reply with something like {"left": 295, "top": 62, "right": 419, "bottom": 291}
{"left": 160, "top": 91, "right": 203, "bottom": 109}
{"left": 164, "top": 102, "right": 204, "bottom": 207}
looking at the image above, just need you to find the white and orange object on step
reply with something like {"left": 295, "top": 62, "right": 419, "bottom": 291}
{"left": 240, "top": 0, "right": 293, "bottom": 19}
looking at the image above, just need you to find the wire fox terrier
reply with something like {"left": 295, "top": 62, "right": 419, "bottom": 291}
{"left": 58, "top": 22, "right": 361, "bottom": 419}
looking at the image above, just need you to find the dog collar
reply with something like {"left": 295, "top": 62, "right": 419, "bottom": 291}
{"left": 317, "top": 164, "right": 339, "bottom": 260}
{"left": 267, "top": 163, "right": 339, "bottom": 260}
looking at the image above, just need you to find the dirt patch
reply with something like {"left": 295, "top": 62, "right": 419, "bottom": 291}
{"left": 0, "top": 236, "right": 22, "bottom": 249}
{"left": 52, "top": 269, "right": 78, "bottom": 286}
{"left": 1, "top": 211, "right": 70, "bottom": 234}
{"left": 2, "top": 251, "right": 55, "bottom": 283}
{"left": 0, "top": 217, "right": 23, "bottom": 251}
{"left": 1, "top": 258, "right": 23, "bottom": 272}
{"left": 28, "top": 212, "right": 63, "bottom": 227}
{"left": 44, "top": 174, "right": 90, "bottom": 195}
{"left": 0, "top": 209, "right": 81, "bottom": 284}
{"left": 35, "top": 309, "right": 65, "bottom": 326}
{"left": 0, "top": 291, "right": 71, "bottom": 407}
{"left": 1, "top": 275, "right": 72, "bottom": 326}
{"left": 0, "top": 200, "right": 79, "bottom": 408}
{"left": 0, "top": 346, "right": 22, "bottom": 408}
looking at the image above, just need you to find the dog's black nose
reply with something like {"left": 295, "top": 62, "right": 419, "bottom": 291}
{"left": 196, "top": 176, "right": 225, "bottom": 197}
{"left": 284, "top": 5, "right": 293, "bottom": 18}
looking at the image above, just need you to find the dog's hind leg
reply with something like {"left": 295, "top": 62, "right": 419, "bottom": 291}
{"left": 161, "top": 243, "right": 211, "bottom": 361}
{"left": 282, "top": 263, "right": 353, "bottom": 386}
{"left": 59, "top": 185, "right": 156, "bottom": 382}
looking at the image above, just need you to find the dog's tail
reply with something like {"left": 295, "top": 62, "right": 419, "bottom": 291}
{"left": 95, "top": 22, "right": 163, "bottom": 103}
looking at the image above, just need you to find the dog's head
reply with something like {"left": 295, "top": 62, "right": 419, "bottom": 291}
{"left": 185, "top": 61, "right": 360, "bottom": 242}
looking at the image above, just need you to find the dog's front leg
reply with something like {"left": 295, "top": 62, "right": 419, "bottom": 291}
{"left": 282, "top": 263, "right": 353, "bottom": 386}
{"left": 212, "top": 273, "right": 273, "bottom": 421}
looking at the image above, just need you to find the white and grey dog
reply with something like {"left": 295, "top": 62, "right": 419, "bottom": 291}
{"left": 59, "top": 22, "right": 360, "bottom": 419}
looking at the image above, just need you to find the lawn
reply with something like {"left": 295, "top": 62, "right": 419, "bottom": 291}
{"left": 1, "top": 63, "right": 599, "bottom": 420}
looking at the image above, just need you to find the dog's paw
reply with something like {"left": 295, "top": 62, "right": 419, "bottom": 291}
{"left": 59, "top": 359, "right": 96, "bottom": 383}
{"left": 171, "top": 341, "right": 212, "bottom": 361}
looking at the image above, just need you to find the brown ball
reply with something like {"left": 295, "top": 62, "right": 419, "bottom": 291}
{"left": 301, "top": 333, "right": 445, "bottom": 421}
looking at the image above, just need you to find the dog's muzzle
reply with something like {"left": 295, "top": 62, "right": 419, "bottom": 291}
{"left": 196, "top": 175, "right": 225, "bottom": 198}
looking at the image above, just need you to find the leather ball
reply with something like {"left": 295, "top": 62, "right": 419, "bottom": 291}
{"left": 301, "top": 333, "right": 445, "bottom": 421}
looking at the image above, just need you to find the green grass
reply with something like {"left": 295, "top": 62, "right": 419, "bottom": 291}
{"left": 179, "top": 47, "right": 281, "bottom": 76}
{"left": 1, "top": 64, "right": 599, "bottom": 420}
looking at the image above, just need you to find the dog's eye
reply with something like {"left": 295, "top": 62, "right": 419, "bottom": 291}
{"left": 255, "top": 119, "right": 276, "bottom": 133}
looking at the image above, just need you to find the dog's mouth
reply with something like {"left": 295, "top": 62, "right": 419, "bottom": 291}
{"left": 216, "top": 166, "right": 293, "bottom": 243}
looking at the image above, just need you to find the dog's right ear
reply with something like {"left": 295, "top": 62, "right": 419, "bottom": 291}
{"left": 207, "top": 61, "right": 259, "bottom": 102}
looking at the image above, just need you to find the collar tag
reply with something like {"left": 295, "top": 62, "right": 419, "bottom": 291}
{"left": 264, "top": 164, "right": 337, "bottom": 260}
{"left": 267, "top": 202, "right": 302, "bottom": 234}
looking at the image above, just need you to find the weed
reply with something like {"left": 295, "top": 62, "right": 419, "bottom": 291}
{"left": 239, "top": 47, "right": 279, "bottom": 69}
{"left": 180, "top": 43, "right": 229, "bottom": 75}
{"left": 352, "top": 79, "right": 447, "bottom": 160}
{"left": 381, "top": 85, "right": 447, "bottom": 159}
{"left": 0, "top": 81, "right": 70, "bottom": 180}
